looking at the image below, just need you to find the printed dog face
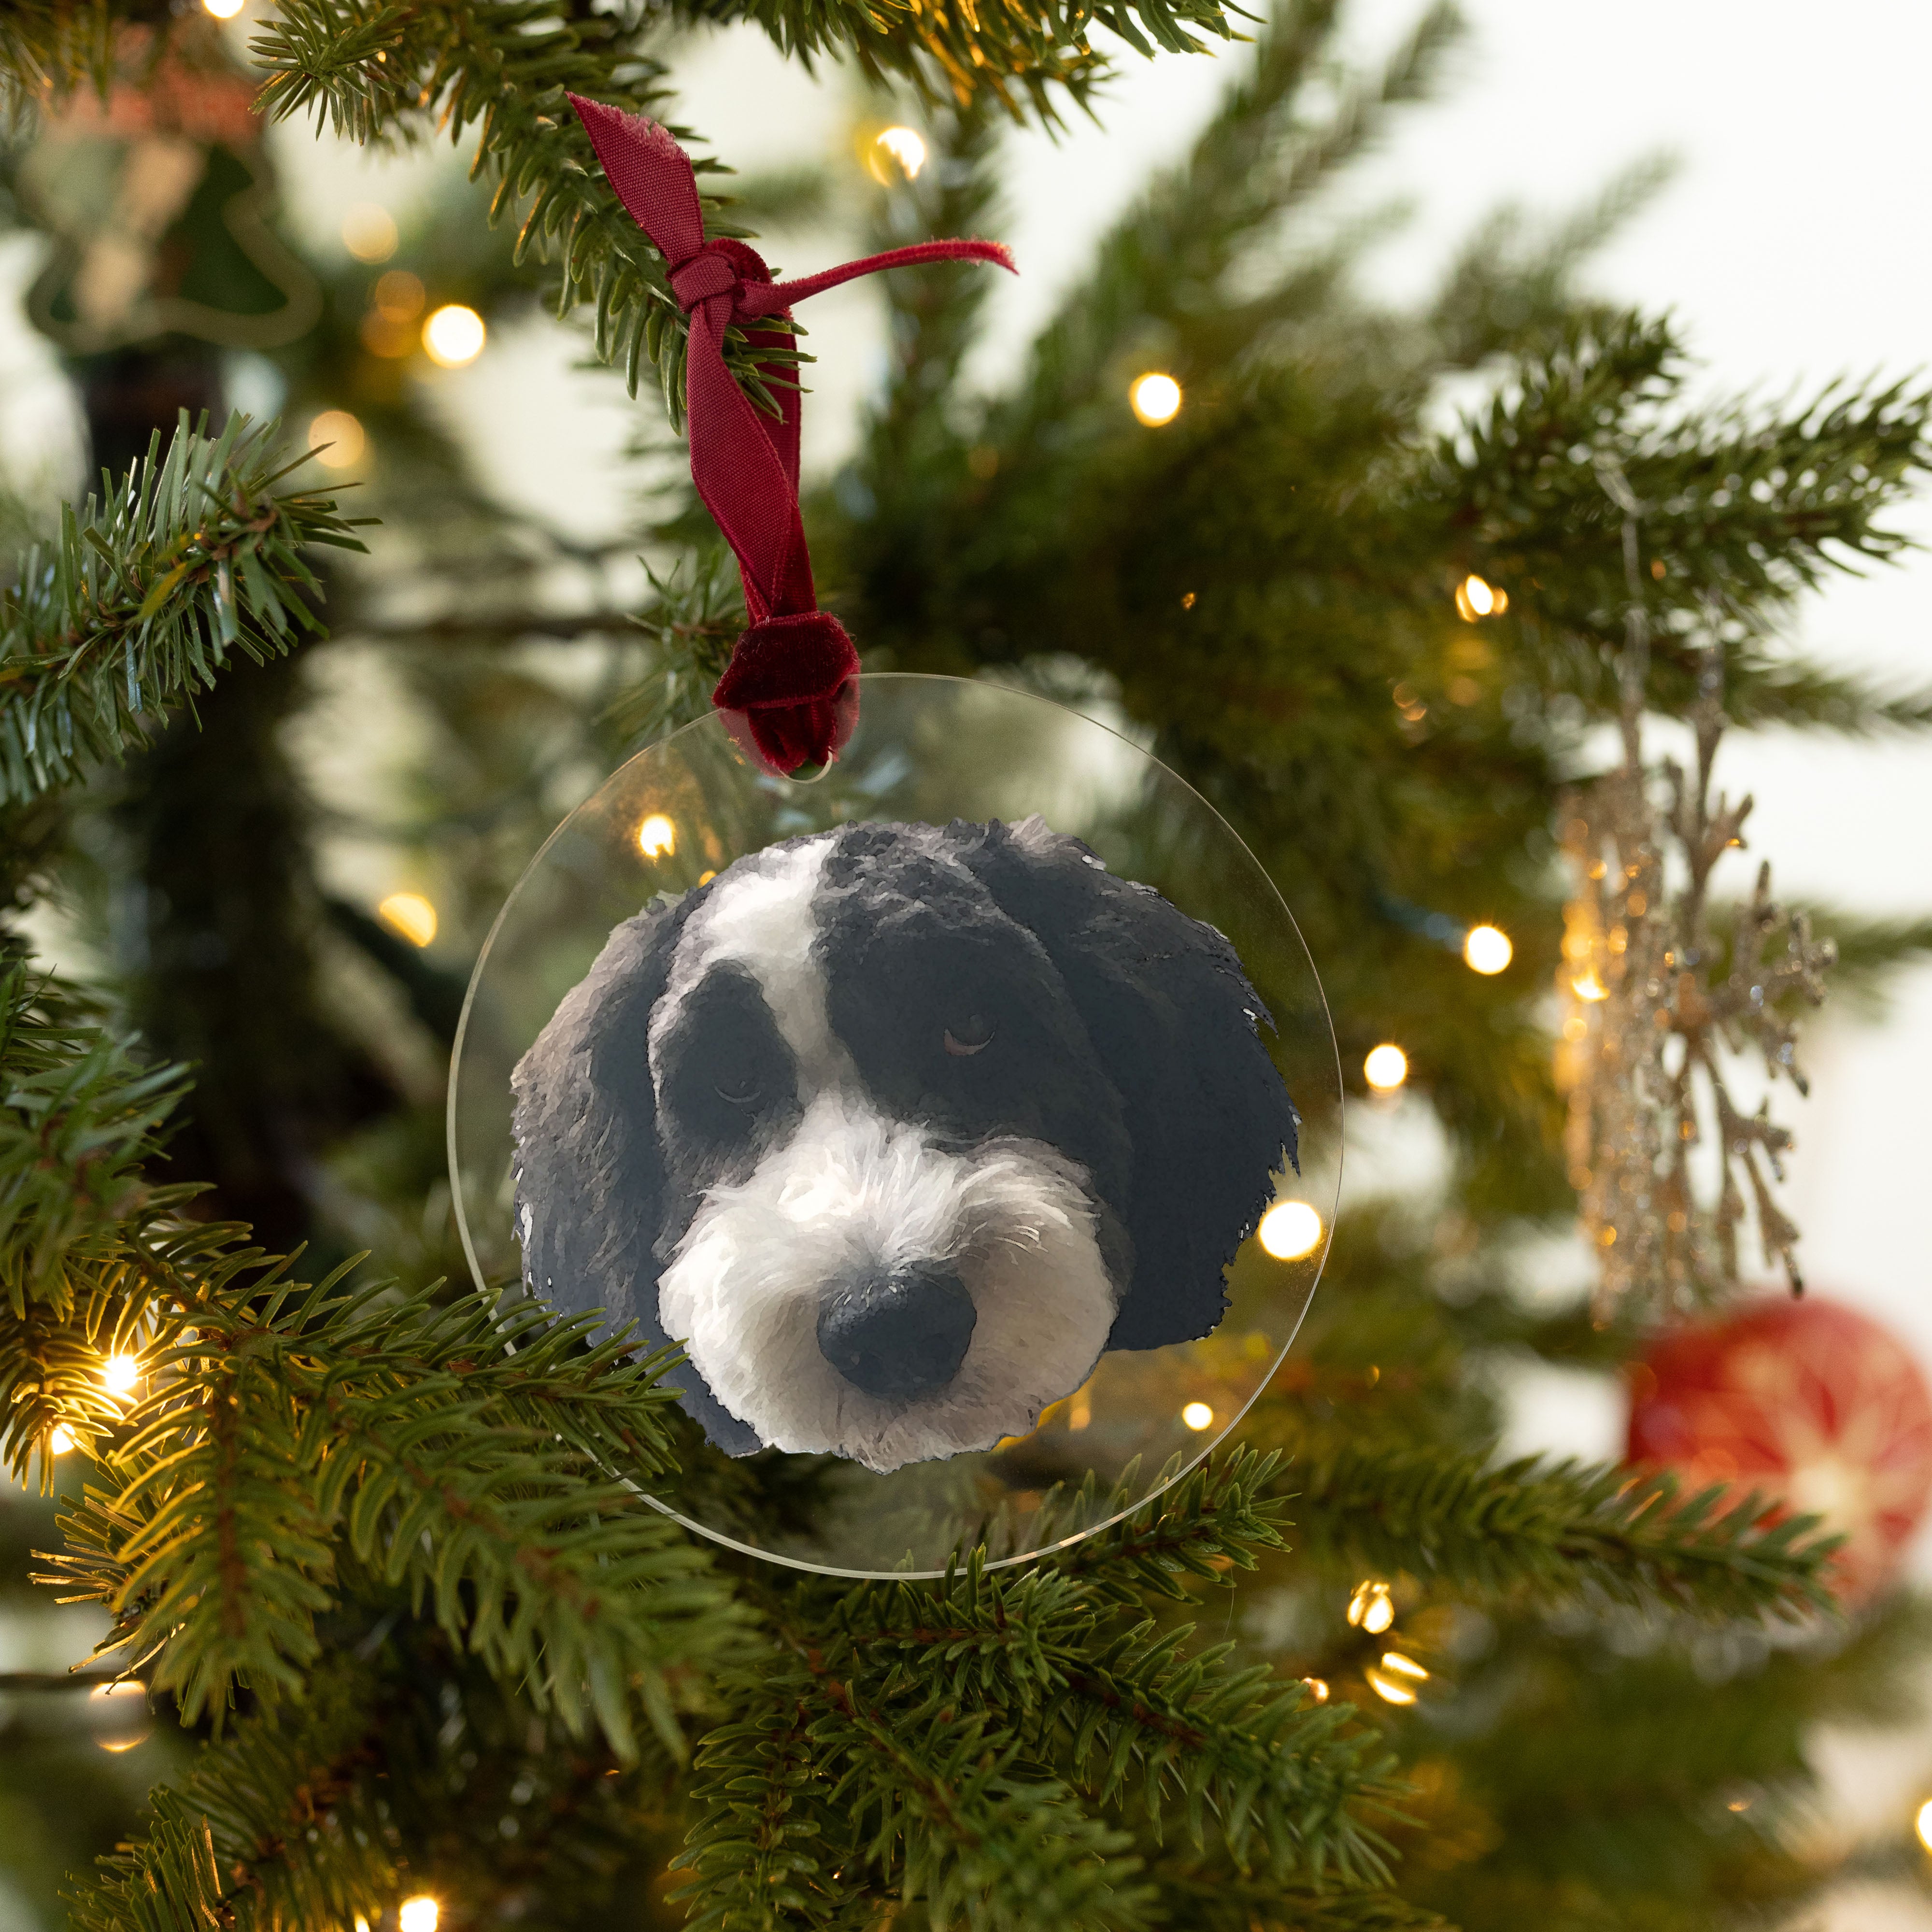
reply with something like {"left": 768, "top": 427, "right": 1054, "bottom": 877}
{"left": 511, "top": 817, "right": 1299, "bottom": 1472}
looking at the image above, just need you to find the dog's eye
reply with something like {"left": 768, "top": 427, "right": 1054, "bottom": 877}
{"left": 713, "top": 1068, "right": 765, "bottom": 1106}
{"left": 943, "top": 1014, "right": 994, "bottom": 1058}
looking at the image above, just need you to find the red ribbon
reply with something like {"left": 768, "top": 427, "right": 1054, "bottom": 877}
{"left": 569, "top": 96, "right": 1015, "bottom": 774}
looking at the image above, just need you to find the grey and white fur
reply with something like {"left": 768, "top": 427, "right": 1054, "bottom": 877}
{"left": 511, "top": 817, "right": 1299, "bottom": 1473}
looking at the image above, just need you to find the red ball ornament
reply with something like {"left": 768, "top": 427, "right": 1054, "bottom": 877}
{"left": 1627, "top": 1296, "right": 1932, "bottom": 1602}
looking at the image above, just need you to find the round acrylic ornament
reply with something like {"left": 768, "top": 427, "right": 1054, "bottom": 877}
{"left": 450, "top": 674, "right": 1340, "bottom": 1577}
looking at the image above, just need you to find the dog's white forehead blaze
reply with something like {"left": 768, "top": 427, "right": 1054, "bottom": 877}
{"left": 656, "top": 1091, "right": 1119, "bottom": 1473}
{"left": 657, "top": 835, "right": 847, "bottom": 1084}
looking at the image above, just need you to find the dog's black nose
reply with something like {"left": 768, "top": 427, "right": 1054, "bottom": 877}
{"left": 816, "top": 1265, "right": 977, "bottom": 1401}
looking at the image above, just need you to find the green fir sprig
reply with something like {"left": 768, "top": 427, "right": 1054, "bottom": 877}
{"left": 0, "top": 416, "right": 366, "bottom": 805}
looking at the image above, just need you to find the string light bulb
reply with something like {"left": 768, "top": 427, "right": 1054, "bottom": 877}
{"left": 49, "top": 1424, "right": 75, "bottom": 1456}
{"left": 1258, "top": 1201, "right": 1323, "bottom": 1260}
{"left": 874, "top": 128, "right": 927, "bottom": 179}
{"left": 1916, "top": 1797, "right": 1932, "bottom": 1852}
{"left": 423, "top": 304, "right": 486, "bottom": 369}
{"left": 399, "top": 1899, "right": 440, "bottom": 1932}
{"left": 1365, "top": 1666, "right": 1417, "bottom": 1706}
{"left": 89, "top": 1681, "right": 151, "bottom": 1752}
{"left": 1379, "top": 1651, "right": 1429, "bottom": 1681}
{"left": 378, "top": 893, "right": 438, "bottom": 949}
{"left": 1347, "top": 1580, "right": 1394, "bottom": 1634}
{"left": 1463, "top": 924, "right": 1513, "bottom": 975}
{"left": 1453, "top": 573, "right": 1507, "bottom": 622}
{"left": 1180, "top": 1401, "right": 1215, "bottom": 1432}
{"left": 1300, "top": 1676, "right": 1330, "bottom": 1704}
{"left": 103, "top": 1354, "right": 139, "bottom": 1396}
{"left": 201, "top": 0, "right": 245, "bottom": 16}
{"left": 637, "top": 814, "right": 677, "bottom": 859}
{"left": 1363, "top": 1043, "right": 1408, "bottom": 1092}
{"left": 1571, "top": 969, "right": 1609, "bottom": 1003}
{"left": 1129, "top": 372, "right": 1182, "bottom": 426}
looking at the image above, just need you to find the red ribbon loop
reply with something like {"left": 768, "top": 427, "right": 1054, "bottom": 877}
{"left": 569, "top": 94, "right": 1014, "bottom": 773}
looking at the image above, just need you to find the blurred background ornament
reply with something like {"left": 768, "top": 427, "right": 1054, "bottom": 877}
{"left": 16, "top": 20, "right": 318, "bottom": 360}
{"left": 1628, "top": 1296, "right": 1932, "bottom": 1601}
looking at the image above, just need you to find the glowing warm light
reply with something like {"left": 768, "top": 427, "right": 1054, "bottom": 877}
{"left": 103, "top": 1354, "right": 140, "bottom": 1396}
{"left": 1363, "top": 1043, "right": 1408, "bottom": 1092}
{"left": 377, "top": 893, "right": 439, "bottom": 949}
{"left": 423, "top": 304, "right": 486, "bottom": 368}
{"left": 637, "top": 813, "right": 677, "bottom": 859}
{"left": 309, "top": 409, "right": 366, "bottom": 470}
{"left": 1301, "top": 1676, "right": 1330, "bottom": 1704}
{"left": 1916, "top": 1797, "right": 1932, "bottom": 1852}
{"left": 1365, "top": 1667, "right": 1418, "bottom": 1706}
{"left": 356, "top": 1919, "right": 371, "bottom": 1932}
{"left": 1571, "top": 969, "right": 1609, "bottom": 1003}
{"left": 399, "top": 1898, "right": 440, "bottom": 1932}
{"left": 1347, "top": 1580, "right": 1394, "bottom": 1634}
{"left": 49, "top": 1424, "right": 75, "bottom": 1456}
{"left": 1463, "top": 924, "right": 1513, "bottom": 975}
{"left": 341, "top": 203, "right": 398, "bottom": 263}
{"left": 875, "top": 127, "right": 928, "bottom": 179}
{"left": 90, "top": 1681, "right": 151, "bottom": 1752}
{"left": 1258, "top": 1201, "right": 1323, "bottom": 1261}
{"left": 1181, "top": 1402, "right": 1215, "bottom": 1432}
{"left": 1129, "top": 372, "right": 1182, "bottom": 426}
{"left": 1380, "top": 1651, "right": 1429, "bottom": 1681}
{"left": 697, "top": 869, "right": 717, "bottom": 886}
{"left": 1454, "top": 574, "right": 1507, "bottom": 622}
{"left": 201, "top": 0, "right": 245, "bottom": 17}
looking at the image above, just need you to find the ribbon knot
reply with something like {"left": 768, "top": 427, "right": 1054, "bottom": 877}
{"left": 667, "top": 246, "right": 745, "bottom": 314}
{"left": 569, "top": 94, "right": 1014, "bottom": 774}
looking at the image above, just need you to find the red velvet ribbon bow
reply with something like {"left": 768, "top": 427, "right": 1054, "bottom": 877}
{"left": 569, "top": 96, "right": 1015, "bottom": 774}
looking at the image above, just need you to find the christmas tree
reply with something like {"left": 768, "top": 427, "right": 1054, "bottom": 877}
{"left": 5, "top": 3, "right": 1932, "bottom": 1930}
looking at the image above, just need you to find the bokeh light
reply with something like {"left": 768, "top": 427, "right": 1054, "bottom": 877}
{"left": 341, "top": 203, "right": 398, "bottom": 263}
{"left": 201, "top": 0, "right": 245, "bottom": 17}
{"left": 1454, "top": 573, "right": 1508, "bottom": 621}
{"left": 875, "top": 128, "right": 927, "bottom": 179}
{"left": 1364, "top": 1043, "right": 1408, "bottom": 1092}
{"left": 309, "top": 410, "right": 366, "bottom": 470}
{"left": 423, "top": 305, "right": 486, "bottom": 369}
{"left": 637, "top": 813, "right": 677, "bottom": 859}
{"left": 1463, "top": 924, "right": 1513, "bottom": 974}
{"left": 399, "top": 1899, "right": 440, "bottom": 1932}
{"left": 378, "top": 893, "right": 439, "bottom": 949}
{"left": 1258, "top": 1201, "right": 1323, "bottom": 1260}
{"left": 1180, "top": 1401, "right": 1215, "bottom": 1432}
{"left": 1129, "top": 372, "right": 1182, "bottom": 426}
{"left": 1348, "top": 1580, "right": 1394, "bottom": 1634}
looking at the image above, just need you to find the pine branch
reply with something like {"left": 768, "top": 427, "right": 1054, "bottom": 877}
{"left": 1282, "top": 1446, "right": 1841, "bottom": 1622}
{"left": 774, "top": 1462, "right": 1405, "bottom": 1891}
{"left": 36, "top": 1256, "right": 743, "bottom": 1753}
{"left": 247, "top": 0, "right": 794, "bottom": 423}
{"left": 0, "top": 964, "right": 191, "bottom": 1314}
{"left": 992, "top": 0, "right": 1462, "bottom": 453}
{"left": 0, "top": 414, "right": 367, "bottom": 805}
{"left": 67, "top": 1654, "right": 402, "bottom": 1932}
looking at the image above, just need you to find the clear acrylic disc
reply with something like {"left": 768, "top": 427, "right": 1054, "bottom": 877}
{"left": 450, "top": 674, "right": 1340, "bottom": 1575}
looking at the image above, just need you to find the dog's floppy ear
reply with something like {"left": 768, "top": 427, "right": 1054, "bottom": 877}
{"left": 511, "top": 892, "right": 762, "bottom": 1454}
{"left": 952, "top": 817, "right": 1300, "bottom": 1351}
